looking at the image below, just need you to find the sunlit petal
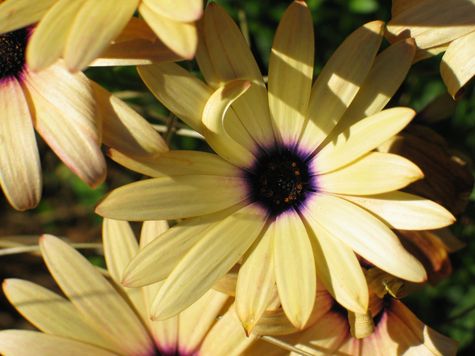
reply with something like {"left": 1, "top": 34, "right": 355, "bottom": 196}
{"left": 142, "top": 0, "right": 202, "bottom": 23}
{"left": 0, "top": 0, "right": 56, "bottom": 34}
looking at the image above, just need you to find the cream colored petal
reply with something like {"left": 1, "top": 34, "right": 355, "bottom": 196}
{"left": 386, "top": 0, "right": 475, "bottom": 50}
{"left": 122, "top": 204, "right": 243, "bottom": 288}
{"left": 274, "top": 209, "right": 316, "bottom": 330}
{"left": 139, "top": 2, "right": 197, "bottom": 60}
{"left": 304, "top": 193, "right": 427, "bottom": 282}
{"left": 203, "top": 79, "right": 256, "bottom": 167}
{"left": 236, "top": 220, "right": 276, "bottom": 334}
{"left": 2, "top": 279, "right": 123, "bottom": 354}
{"left": 178, "top": 289, "right": 230, "bottom": 355}
{"left": 268, "top": 0, "right": 313, "bottom": 147}
{"left": 0, "top": 78, "right": 41, "bottom": 211}
{"left": 92, "top": 81, "right": 168, "bottom": 158}
{"left": 0, "top": 330, "right": 118, "bottom": 356}
{"left": 300, "top": 213, "right": 368, "bottom": 314}
{"left": 103, "top": 219, "right": 147, "bottom": 322}
{"left": 150, "top": 203, "right": 268, "bottom": 320}
{"left": 298, "top": 21, "right": 384, "bottom": 152}
{"left": 203, "top": 3, "right": 275, "bottom": 149}
{"left": 39, "top": 235, "right": 154, "bottom": 356}
{"left": 0, "top": 0, "right": 56, "bottom": 34}
{"left": 318, "top": 152, "right": 424, "bottom": 195}
{"left": 312, "top": 107, "right": 415, "bottom": 174}
{"left": 142, "top": 0, "right": 202, "bottom": 22}
{"left": 23, "top": 63, "right": 106, "bottom": 188}
{"left": 140, "top": 220, "right": 169, "bottom": 248}
{"left": 26, "top": 0, "right": 85, "bottom": 71}
{"left": 137, "top": 63, "right": 210, "bottom": 133}
{"left": 337, "top": 191, "right": 455, "bottom": 230}
{"left": 95, "top": 174, "right": 249, "bottom": 221}
{"left": 441, "top": 31, "right": 475, "bottom": 99}
{"left": 64, "top": 0, "right": 139, "bottom": 72}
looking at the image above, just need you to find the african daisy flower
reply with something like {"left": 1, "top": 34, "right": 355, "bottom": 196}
{"left": 0, "top": 0, "right": 202, "bottom": 72}
{"left": 96, "top": 0, "right": 455, "bottom": 332}
{"left": 386, "top": 0, "right": 475, "bottom": 99}
{"left": 0, "top": 221, "right": 273, "bottom": 356}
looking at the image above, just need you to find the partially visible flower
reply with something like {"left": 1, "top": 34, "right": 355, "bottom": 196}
{"left": 386, "top": 0, "right": 475, "bottom": 99}
{"left": 0, "top": 0, "right": 202, "bottom": 72}
{"left": 96, "top": 1, "right": 455, "bottom": 333}
{"left": 0, "top": 221, "right": 272, "bottom": 356}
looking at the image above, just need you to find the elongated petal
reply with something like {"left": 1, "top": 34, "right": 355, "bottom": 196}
{"left": 0, "top": 0, "right": 56, "bottom": 34}
{"left": 39, "top": 235, "right": 154, "bottom": 356}
{"left": 96, "top": 174, "right": 249, "bottom": 220}
{"left": 140, "top": 220, "right": 169, "bottom": 248}
{"left": 274, "top": 209, "right": 316, "bottom": 329}
{"left": 304, "top": 193, "right": 427, "bottom": 282}
{"left": 93, "top": 81, "right": 168, "bottom": 158}
{"left": 236, "top": 221, "right": 276, "bottom": 334}
{"left": 138, "top": 63, "right": 211, "bottom": 133}
{"left": 23, "top": 64, "right": 106, "bottom": 188}
{"left": 64, "top": 0, "right": 139, "bottom": 72}
{"left": 142, "top": 0, "right": 202, "bottom": 23}
{"left": 123, "top": 204, "right": 242, "bottom": 288}
{"left": 203, "top": 79, "right": 256, "bottom": 167}
{"left": 0, "top": 330, "right": 118, "bottom": 356}
{"left": 203, "top": 3, "right": 275, "bottom": 149}
{"left": 300, "top": 214, "right": 368, "bottom": 314}
{"left": 298, "top": 21, "right": 384, "bottom": 152}
{"left": 108, "top": 149, "right": 241, "bottom": 178}
{"left": 313, "top": 107, "right": 415, "bottom": 174}
{"left": 338, "top": 191, "right": 455, "bottom": 230}
{"left": 441, "top": 31, "right": 475, "bottom": 99}
{"left": 151, "top": 203, "right": 268, "bottom": 320}
{"left": 318, "top": 152, "right": 423, "bottom": 195}
{"left": 139, "top": 2, "right": 197, "bottom": 60}
{"left": 0, "top": 78, "right": 41, "bottom": 210}
{"left": 2, "top": 279, "right": 123, "bottom": 354}
{"left": 268, "top": 0, "right": 313, "bottom": 147}
{"left": 26, "top": 0, "right": 85, "bottom": 71}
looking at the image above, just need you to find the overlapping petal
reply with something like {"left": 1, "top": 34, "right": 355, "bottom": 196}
{"left": 0, "top": 0, "right": 56, "bottom": 34}
{"left": 142, "top": 0, "right": 202, "bottom": 23}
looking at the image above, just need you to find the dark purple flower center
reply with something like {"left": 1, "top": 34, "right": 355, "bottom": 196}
{"left": 245, "top": 147, "right": 314, "bottom": 216}
{"left": 0, "top": 28, "right": 28, "bottom": 80}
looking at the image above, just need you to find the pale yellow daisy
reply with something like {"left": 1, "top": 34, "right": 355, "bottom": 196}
{"left": 0, "top": 0, "right": 202, "bottom": 72}
{"left": 96, "top": 1, "right": 455, "bottom": 332}
{"left": 386, "top": 0, "right": 475, "bottom": 99}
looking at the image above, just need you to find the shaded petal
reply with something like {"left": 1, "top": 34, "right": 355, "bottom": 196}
{"left": 150, "top": 202, "right": 268, "bottom": 320}
{"left": 236, "top": 220, "right": 276, "bottom": 334}
{"left": 0, "top": 78, "right": 41, "bottom": 210}
{"left": 300, "top": 212, "right": 369, "bottom": 314}
{"left": 0, "top": 0, "right": 56, "bottom": 34}
{"left": 23, "top": 63, "right": 106, "bottom": 188}
{"left": 39, "top": 235, "right": 154, "bottom": 356}
{"left": 202, "top": 79, "right": 256, "bottom": 167}
{"left": 298, "top": 21, "right": 384, "bottom": 152}
{"left": 108, "top": 149, "right": 241, "bottom": 178}
{"left": 202, "top": 2, "right": 275, "bottom": 149}
{"left": 95, "top": 174, "right": 249, "bottom": 221}
{"left": 312, "top": 107, "right": 415, "bottom": 174}
{"left": 304, "top": 193, "right": 427, "bottom": 282}
{"left": 141, "top": 0, "right": 202, "bottom": 23}
{"left": 93, "top": 81, "right": 168, "bottom": 158}
{"left": 122, "top": 204, "right": 243, "bottom": 288}
{"left": 338, "top": 191, "right": 455, "bottom": 230}
{"left": 2, "top": 279, "right": 123, "bottom": 354}
{"left": 268, "top": 0, "right": 313, "bottom": 147}
{"left": 64, "top": 0, "right": 139, "bottom": 72}
{"left": 274, "top": 209, "right": 316, "bottom": 329}
{"left": 139, "top": 220, "right": 169, "bottom": 248}
{"left": 441, "top": 31, "right": 475, "bottom": 99}
{"left": 318, "top": 152, "right": 424, "bottom": 195}
{"left": 0, "top": 330, "right": 118, "bottom": 356}
{"left": 139, "top": 2, "right": 197, "bottom": 60}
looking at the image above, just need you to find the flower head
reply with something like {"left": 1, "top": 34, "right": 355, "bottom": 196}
{"left": 96, "top": 1, "right": 455, "bottom": 332}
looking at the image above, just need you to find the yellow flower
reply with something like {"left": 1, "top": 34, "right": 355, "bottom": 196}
{"left": 0, "top": 221, "right": 267, "bottom": 356}
{"left": 386, "top": 0, "right": 475, "bottom": 99}
{"left": 96, "top": 1, "right": 455, "bottom": 332}
{"left": 0, "top": 0, "right": 203, "bottom": 72}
